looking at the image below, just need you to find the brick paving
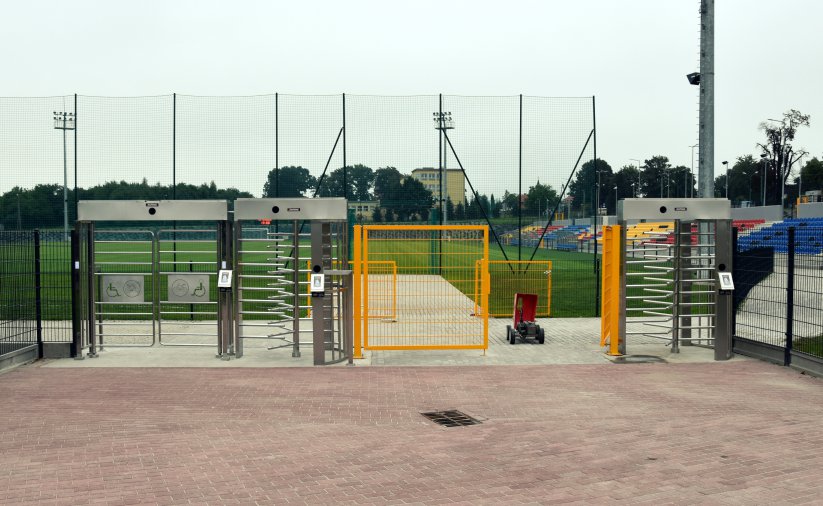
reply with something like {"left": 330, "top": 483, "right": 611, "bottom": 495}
{"left": 3, "top": 361, "right": 823, "bottom": 505}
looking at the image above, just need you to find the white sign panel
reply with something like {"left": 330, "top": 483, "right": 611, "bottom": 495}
{"left": 217, "top": 270, "right": 233, "bottom": 289}
{"left": 167, "top": 273, "right": 210, "bottom": 303}
{"left": 100, "top": 275, "right": 145, "bottom": 303}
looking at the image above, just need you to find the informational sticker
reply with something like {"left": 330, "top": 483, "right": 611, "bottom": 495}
{"left": 217, "top": 269, "right": 233, "bottom": 289}
{"left": 718, "top": 272, "right": 735, "bottom": 291}
{"left": 167, "top": 273, "right": 210, "bottom": 303}
{"left": 100, "top": 275, "right": 145, "bottom": 303}
{"left": 310, "top": 273, "right": 325, "bottom": 297}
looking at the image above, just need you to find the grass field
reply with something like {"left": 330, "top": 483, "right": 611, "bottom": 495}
{"left": 1, "top": 230, "right": 602, "bottom": 321}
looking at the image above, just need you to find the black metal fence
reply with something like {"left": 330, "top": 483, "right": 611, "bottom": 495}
{"left": 0, "top": 230, "right": 72, "bottom": 369}
{"left": 733, "top": 224, "right": 823, "bottom": 375}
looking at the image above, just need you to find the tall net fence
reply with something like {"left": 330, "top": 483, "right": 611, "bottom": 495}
{"left": 0, "top": 93, "right": 598, "bottom": 317}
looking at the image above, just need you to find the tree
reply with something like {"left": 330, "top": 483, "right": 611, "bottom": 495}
{"left": 716, "top": 155, "right": 761, "bottom": 206}
{"left": 453, "top": 202, "right": 465, "bottom": 221}
{"left": 569, "top": 158, "right": 613, "bottom": 216}
{"left": 524, "top": 181, "right": 559, "bottom": 220}
{"left": 489, "top": 194, "right": 500, "bottom": 219}
{"left": 263, "top": 166, "right": 316, "bottom": 198}
{"left": 315, "top": 164, "right": 374, "bottom": 200}
{"left": 799, "top": 157, "right": 823, "bottom": 193}
{"left": 758, "top": 109, "right": 810, "bottom": 206}
{"left": 500, "top": 191, "right": 518, "bottom": 217}
{"left": 613, "top": 165, "right": 641, "bottom": 201}
{"left": 392, "top": 176, "right": 433, "bottom": 221}
{"left": 373, "top": 166, "right": 403, "bottom": 203}
{"left": 639, "top": 156, "right": 672, "bottom": 199}
{"left": 346, "top": 164, "right": 375, "bottom": 201}
{"left": 371, "top": 206, "right": 383, "bottom": 222}
{"left": 667, "top": 165, "right": 692, "bottom": 199}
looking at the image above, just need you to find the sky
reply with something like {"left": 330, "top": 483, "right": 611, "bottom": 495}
{"left": 1, "top": 0, "right": 821, "bottom": 197}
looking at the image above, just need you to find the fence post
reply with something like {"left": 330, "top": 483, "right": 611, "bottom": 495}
{"left": 785, "top": 226, "right": 795, "bottom": 366}
{"left": 731, "top": 226, "right": 738, "bottom": 337}
{"left": 34, "top": 230, "right": 43, "bottom": 359}
{"left": 70, "top": 228, "right": 80, "bottom": 358}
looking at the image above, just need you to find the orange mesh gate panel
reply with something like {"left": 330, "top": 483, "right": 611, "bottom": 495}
{"left": 359, "top": 225, "right": 489, "bottom": 351}
{"left": 473, "top": 261, "right": 552, "bottom": 317}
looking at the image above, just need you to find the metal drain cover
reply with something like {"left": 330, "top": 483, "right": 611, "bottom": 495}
{"left": 421, "top": 410, "right": 481, "bottom": 427}
{"left": 611, "top": 355, "right": 668, "bottom": 364}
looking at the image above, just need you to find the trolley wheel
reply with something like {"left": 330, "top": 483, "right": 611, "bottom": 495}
{"left": 509, "top": 329, "right": 517, "bottom": 345}
{"left": 506, "top": 325, "right": 511, "bottom": 343}
{"left": 538, "top": 327, "right": 545, "bottom": 344}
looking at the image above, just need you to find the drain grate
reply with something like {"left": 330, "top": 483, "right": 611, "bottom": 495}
{"left": 421, "top": 410, "right": 481, "bottom": 427}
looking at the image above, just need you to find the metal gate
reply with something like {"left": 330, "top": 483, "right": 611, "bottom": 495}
{"left": 354, "top": 225, "right": 489, "bottom": 353}
{"left": 157, "top": 228, "right": 221, "bottom": 346}
{"left": 232, "top": 198, "right": 352, "bottom": 365}
{"left": 599, "top": 198, "right": 734, "bottom": 360}
{"left": 73, "top": 200, "right": 230, "bottom": 358}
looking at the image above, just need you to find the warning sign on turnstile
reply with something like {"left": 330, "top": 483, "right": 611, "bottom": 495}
{"left": 100, "top": 275, "right": 145, "bottom": 303}
{"left": 167, "top": 273, "right": 210, "bottom": 302}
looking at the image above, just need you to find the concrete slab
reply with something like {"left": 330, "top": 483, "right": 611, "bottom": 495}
{"left": 43, "top": 317, "right": 732, "bottom": 368}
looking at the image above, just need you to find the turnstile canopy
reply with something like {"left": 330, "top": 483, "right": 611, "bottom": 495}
{"left": 234, "top": 198, "right": 347, "bottom": 221}
{"left": 617, "top": 198, "right": 730, "bottom": 221}
{"left": 78, "top": 200, "right": 228, "bottom": 221}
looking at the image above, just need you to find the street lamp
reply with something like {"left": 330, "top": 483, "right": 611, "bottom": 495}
{"left": 760, "top": 153, "right": 768, "bottom": 206}
{"left": 721, "top": 161, "right": 729, "bottom": 199}
{"left": 433, "top": 111, "right": 454, "bottom": 223}
{"left": 613, "top": 185, "right": 618, "bottom": 211}
{"left": 54, "top": 111, "right": 75, "bottom": 241}
{"left": 690, "top": 144, "right": 698, "bottom": 198}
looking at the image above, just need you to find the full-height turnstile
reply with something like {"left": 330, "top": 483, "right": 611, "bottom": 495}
{"left": 232, "top": 198, "right": 353, "bottom": 365}
{"left": 72, "top": 200, "right": 232, "bottom": 358}
{"left": 602, "top": 198, "right": 733, "bottom": 360}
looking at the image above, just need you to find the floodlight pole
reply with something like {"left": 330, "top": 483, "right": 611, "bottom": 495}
{"left": 433, "top": 111, "right": 454, "bottom": 223}
{"left": 698, "top": 0, "right": 715, "bottom": 198}
{"left": 690, "top": 144, "right": 698, "bottom": 198}
{"left": 54, "top": 111, "right": 75, "bottom": 241}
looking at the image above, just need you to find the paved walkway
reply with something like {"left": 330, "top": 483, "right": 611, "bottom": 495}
{"left": 3, "top": 357, "right": 823, "bottom": 504}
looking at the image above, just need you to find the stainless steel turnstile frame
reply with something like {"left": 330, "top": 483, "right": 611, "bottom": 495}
{"left": 73, "top": 200, "right": 230, "bottom": 359}
{"left": 233, "top": 198, "right": 353, "bottom": 365}
{"left": 616, "top": 198, "right": 733, "bottom": 360}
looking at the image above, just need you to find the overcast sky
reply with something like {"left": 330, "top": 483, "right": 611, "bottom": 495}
{"left": 1, "top": 0, "right": 821, "bottom": 196}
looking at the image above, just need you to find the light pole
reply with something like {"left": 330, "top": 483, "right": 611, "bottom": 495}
{"left": 613, "top": 185, "right": 618, "bottom": 212}
{"left": 760, "top": 153, "right": 768, "bottom": 206}
{"left": 631, "top": 182, "right": 637, "bottom": 198}
{"left": 690, "top": 144, "right": 698, "bottom": 198}
{"left": 629, "top": 159, "right": 642, "bottom": 198}
{"left": 433, "top": 111, "right": 454, "bottom": 223}
{"left": 721, "top": 161, "right": 729, "bottom": 199}
{"left": 54, "top": 111, "right": 75, "bottom": 241}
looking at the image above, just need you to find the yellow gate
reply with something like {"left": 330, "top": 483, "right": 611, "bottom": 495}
{"left": 353, "top": 225, "right": 489, "bottom": 354}
{"left": 600, "top": 225, "right": 622, "bottom": 356}
{"left": 473, "top": 260, "right": 552, "bottom": 317}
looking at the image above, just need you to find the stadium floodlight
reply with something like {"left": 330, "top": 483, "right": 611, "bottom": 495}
{"left": 686, "top": 72, "right": 701, "bottom": 85}
{"left": 54, "top": 111, "right": 75, "bottom": 241}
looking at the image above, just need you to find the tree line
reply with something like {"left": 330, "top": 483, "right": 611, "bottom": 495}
{"left": 567, "top": 109, "right": 823, "bottom": 216}
{"left": 0, "top": 179, "right": 252, "bottom": 230}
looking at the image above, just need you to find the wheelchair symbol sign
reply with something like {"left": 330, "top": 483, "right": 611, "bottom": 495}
{"left": 100, "top": 275, "right": 145, "bottom": 303}
{"left": 167, "top": 274, "right": 209, "bottom": 303}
